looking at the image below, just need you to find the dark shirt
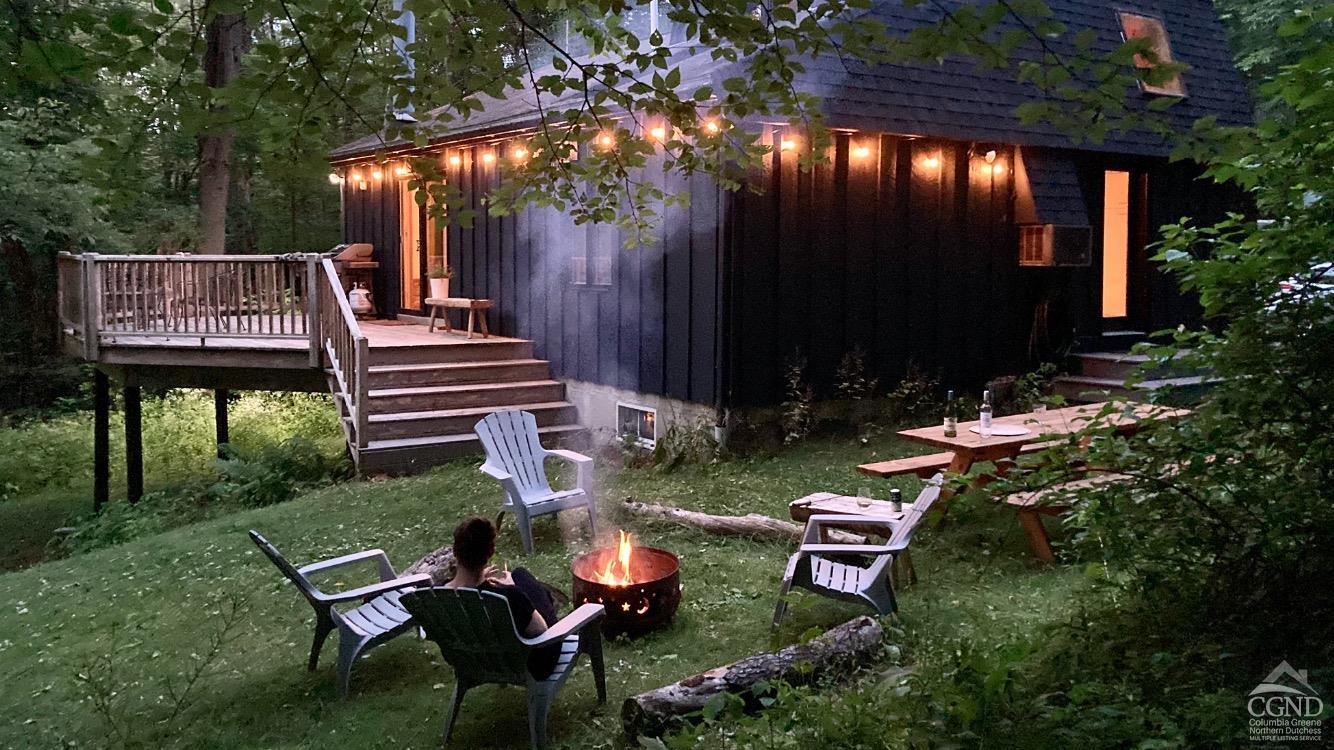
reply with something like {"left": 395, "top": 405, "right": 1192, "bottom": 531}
{"left": 479, "top": 579, "right": 561, "bottom": 679}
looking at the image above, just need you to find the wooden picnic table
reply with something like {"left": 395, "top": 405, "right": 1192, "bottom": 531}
{"left": 895, "top": 401, "right": 1188, "bottom": 478}
{"left": 878, "top": 401, "right": 1188, "bottom": 562}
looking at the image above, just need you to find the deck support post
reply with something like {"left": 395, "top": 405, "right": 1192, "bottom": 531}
{"left": 94, "top": 369, "right": 110, "bottom": 513}
{"left": 123, "top": 385, "right": 143, "bottom": 504}
{"left": 214, "top": 389, "right": 230, "bottom": 458}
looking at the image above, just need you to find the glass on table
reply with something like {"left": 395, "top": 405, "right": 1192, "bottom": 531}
{"left": 856, "top": 487, "right": 874, "bottom": 509}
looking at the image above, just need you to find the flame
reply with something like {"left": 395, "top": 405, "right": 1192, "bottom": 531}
{"left": 592, "top": 530, "right": 635, "bottom": 586}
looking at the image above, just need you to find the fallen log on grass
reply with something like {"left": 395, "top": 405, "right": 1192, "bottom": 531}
{"left": 622, "top": 615, "right": 885, "bottom": 739}
{"left": 622, "top": 498, "right": 866, "bottom": 545}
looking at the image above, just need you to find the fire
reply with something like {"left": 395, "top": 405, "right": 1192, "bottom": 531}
{"left": 592, "top": 530, "right": 636, "bottom": 586}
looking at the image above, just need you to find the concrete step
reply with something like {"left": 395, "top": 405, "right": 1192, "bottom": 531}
{"left": 361, "top": 400, "right": 577, "bottom": 441}
{"left": 366, "top": 380, "right": 567, "bottom": 414}
{"left": 368, "top": 339, "right": 534, "bottom": 366}
{"left": 366, "top": 358, "right": 552, "bottom": 388}
{"left": 356, "top": 425, "right": 588, "bottom": 475}
{"left": 1051, "top": 374, "right": 1210, "bottom": 403}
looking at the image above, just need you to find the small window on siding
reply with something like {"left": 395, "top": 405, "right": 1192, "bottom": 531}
{"left": 617, "top": 403, "right": 657, "bottom": 448}
{"left": 1118, "top": 12, "right": 1186, "bottom": 97}
{"left": 571, "top": 224, "right": 615, "bottom": 287}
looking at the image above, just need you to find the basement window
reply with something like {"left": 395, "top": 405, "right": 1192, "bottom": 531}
{"left": 1118, "top": 12, "right": 1186, "bottom": 97}
{"left": 617, "top": 403, "right": 657, "bottom": 449}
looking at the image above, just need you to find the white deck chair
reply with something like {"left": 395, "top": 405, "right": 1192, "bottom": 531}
{"left": 772, "top": 474, "right": 944, "bottom": 630}
{"left": 474, "top": 410, "right": 597, "bottom": 554}
{"left": 400, "top": 587, "right": 606, "bottom": 750}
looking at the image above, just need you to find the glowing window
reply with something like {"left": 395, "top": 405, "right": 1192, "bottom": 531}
{"left": 1118, "top": 12, "right": 1185, "bottom": 97}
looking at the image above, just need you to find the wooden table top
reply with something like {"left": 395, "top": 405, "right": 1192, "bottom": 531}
{"left": 897, "top": 401, "right": 1189, "bottom": 453}
{"left": 789, "top": 492, "right": 908, "bottom": 521}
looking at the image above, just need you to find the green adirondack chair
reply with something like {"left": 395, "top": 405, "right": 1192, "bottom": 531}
{"left": 399, "top": 587, "right": 606, "bottom": 750}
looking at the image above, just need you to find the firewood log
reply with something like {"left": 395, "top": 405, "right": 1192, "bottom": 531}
{"left": 621, "top": 498, "right": 867, "bottom": 545}
{"left": 621, "top": 615, "right": 886, "bottom": 738}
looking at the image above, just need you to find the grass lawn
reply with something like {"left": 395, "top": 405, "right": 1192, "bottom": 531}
{"left": 0, "top": 433, "right": 1082, "bottom": 749}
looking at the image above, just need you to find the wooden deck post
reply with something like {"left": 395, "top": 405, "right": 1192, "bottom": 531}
{"left": 123, "top": 385, "right": 143, "bottom": 504}
{"left": 94, "top": 369, "right": 110, "bottom": 513}
{"left": 214, "top": 388, "right": 230, "bottom": 458}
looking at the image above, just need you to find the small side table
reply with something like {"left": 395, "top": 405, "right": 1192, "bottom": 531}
{"left": 425, "top": 297, "right": 493, "bottom": 339}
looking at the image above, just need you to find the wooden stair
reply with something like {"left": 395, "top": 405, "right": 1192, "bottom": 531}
{"left": 339, "top": 337, "right": 584, "bottom": 475}
{"left": 1052, "top": 350, "right": 1212, "bottom": 404}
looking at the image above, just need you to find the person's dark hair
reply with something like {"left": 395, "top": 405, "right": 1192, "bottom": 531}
{"left": 453, "top": 516, "right": 497, "bottom": 570}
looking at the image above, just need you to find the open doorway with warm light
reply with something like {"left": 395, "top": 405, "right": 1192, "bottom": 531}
{"left": 1099, "top": 169, "right": 1149, "bottom": 333}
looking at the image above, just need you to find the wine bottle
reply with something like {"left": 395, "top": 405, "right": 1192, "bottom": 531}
{"left": 890, "top": 488, "right": 903, "bottom": 512}
{"left": 980, "top": 389, "right": 993, "bottom": 438}
{"left": 943, "top": 389, "right": 958, "bottom": 437}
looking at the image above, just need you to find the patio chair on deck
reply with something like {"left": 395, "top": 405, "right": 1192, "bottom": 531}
{"left": 772, "top": 474, "right": 944, "bottom": 630}
{"left": 474, "top": 410, "right": 597, "bottom": 553}
{"left": 399, "top": 587, "right": 606, "bottom": 750}
{"left": 248, "top": 530, "right": 431, "bottom": 697}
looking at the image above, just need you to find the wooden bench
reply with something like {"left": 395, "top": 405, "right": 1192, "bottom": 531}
{"left": 425, "top": 297, "right": 492, "bottom": 339}
{"left": 857, "top": 440, "right": 1065, "bottom": 479}
{"left": 1005, "top": 471, "right": 1129, "bottom": 562}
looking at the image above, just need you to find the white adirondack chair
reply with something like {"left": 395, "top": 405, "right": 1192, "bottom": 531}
{"left": 474, "top": 410, "right": 596, "bottom": 553}
{"left": 400, "top": 587, "right": 607, "bottom": 750}
{"left": 772, "top": 474, "right": 944, "bottom": 630}
{"left": 249, "top": 530, "right": 432, "bottom": 697}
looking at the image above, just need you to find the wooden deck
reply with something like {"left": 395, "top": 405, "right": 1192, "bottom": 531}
{"left": 58, "top": 253, "right": 582, "bottom": 482}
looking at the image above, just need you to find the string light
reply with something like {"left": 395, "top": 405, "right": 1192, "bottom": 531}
{"left": 447, "top": 153, "right": 461, "bottom": 167}
{"left": 481, "top": 151, "right": 496, "bottom": 164}
{"left": 649, "top": 126, "right": 667, "bottom": 141}
{"left": 779, "top": 138, "right": 797, "bottom": 152}
{"left": 704, "top": 119, "right": 720, "bottom": 134}
{"left": 921, "top": 155, "right": 940, "bottom": 169}
{"left": 393, "top": 164, "right": 411, "bottom": 177}
{"left": 852, "top": 144, "right": 872, "bottom": 159}
{"left": 992, "top": 163, "right": 1005, "bottom": 175}
{"left": 327, "top": 172, "right": 343, "bottom": 185}
{"left": 511, "top": 146, "right": 528, "bottom": 161}
{"left": 371, "top": 166, "right": 384, "bottom": 181}
{"left": 598, "top": 133, "right": 615, "bottom": 149}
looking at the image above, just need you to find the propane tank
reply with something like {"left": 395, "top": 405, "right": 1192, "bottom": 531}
{"left": 348, "top": 283, "right": 374, "bottom": 316}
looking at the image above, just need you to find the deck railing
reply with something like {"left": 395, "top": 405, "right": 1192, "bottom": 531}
{"left": 317, "top": 258, "right": 370, "bottom": 449}
{"left": 57, "top": 251, "right": 372, "bottom": 451}
{"left": 61, "top": 253, "right": 317, "bottom": 341}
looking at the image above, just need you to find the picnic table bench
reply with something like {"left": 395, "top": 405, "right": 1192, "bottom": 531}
{"left": 426, "top": 297, "right": 492, "bottom": 339}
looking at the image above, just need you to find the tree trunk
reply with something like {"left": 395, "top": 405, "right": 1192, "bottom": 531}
{"left": 621, "top": 498, "right": 866, "bottom": 545}
{"left": 621, "top": 616, "right": 886, "bottom": 739}
{"left": 197, "top": 10, "right": 249, "bottom": 254}
{"left": 0, "top": 237, "right": 49, "bottom": 363}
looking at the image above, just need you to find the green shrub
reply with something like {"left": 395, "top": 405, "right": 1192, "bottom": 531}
{"left": 52, "top": 436, "right": 348, "bottom": 557}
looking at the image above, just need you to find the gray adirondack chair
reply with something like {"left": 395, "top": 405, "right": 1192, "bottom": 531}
{"left": 474, "top": 410, "right": 597, "bottom": 553}
{"left": 772, "top": 474, "right": 944, "bottom": 630}
{"left": 249, "top": 530, "right": 431, "bottom": 697}
{"left": 400, "top": 587, "right": 607, "bottom": 750}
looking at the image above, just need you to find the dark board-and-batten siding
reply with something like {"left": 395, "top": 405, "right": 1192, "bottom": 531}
{"left": 427, "top": 145, "right": 724, "bottom": 407}
{"left": 726, "top": 132, "right": 1032, "bottom": 407}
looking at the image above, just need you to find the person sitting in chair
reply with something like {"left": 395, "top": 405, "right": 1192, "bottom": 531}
{"left": 444, "top": 516, "right": 561, "bottom": 677}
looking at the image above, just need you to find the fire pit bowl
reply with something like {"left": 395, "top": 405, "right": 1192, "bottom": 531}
{"left": 571, "top": 540, "right": 681, "bottom": 638}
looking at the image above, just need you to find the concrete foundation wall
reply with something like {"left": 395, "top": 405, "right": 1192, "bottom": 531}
{"left": 561, "top": 379, "right": 715, "bottom": 445}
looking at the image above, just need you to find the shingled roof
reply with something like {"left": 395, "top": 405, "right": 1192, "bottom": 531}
{"left": 331, "top": 0, "right": 1250, "bottom": 160}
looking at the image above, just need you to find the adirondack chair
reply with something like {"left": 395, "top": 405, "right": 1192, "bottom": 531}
{"left": 400, "top": 587, "right": 607, "bottom": 750}
{"left": 248, "top": 530, "right": 432, "bottom": 697}
{"left": 772, "top": 474, "right": 944, "bottom": 630}
{"left": 474, "top": 410, "right": 597, "bottom": 553}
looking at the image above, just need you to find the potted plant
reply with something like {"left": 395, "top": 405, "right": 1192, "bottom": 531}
{"left": 428, "top": 265, "right": 453, "bottom": 299}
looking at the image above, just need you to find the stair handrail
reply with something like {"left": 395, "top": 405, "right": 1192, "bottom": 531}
{"left": 317, "top": 258, "right": 370, "bottom": 450}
